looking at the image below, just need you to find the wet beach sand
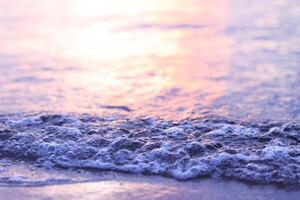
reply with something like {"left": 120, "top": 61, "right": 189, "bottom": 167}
{"left": 0, "top": 159, "right": 299, "bottom": 200}
{"left": 1, "top": 177, "right": 300, "bottom": 200}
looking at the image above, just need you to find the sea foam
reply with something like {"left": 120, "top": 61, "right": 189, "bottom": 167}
{"left": 0, "top": 113, "right": 299, "bottom": 185}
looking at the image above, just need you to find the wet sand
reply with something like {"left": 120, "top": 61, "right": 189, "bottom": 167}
{"left": 0, "top": 159, "right": 298, "bottom": 200}
{"left": 1, "top": 176, "right": 299, "bottom": 200}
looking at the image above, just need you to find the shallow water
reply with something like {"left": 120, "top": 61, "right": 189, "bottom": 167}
{"left": 0, "top": 0, "right": 300, "bottom": 186}
{"left": 1, "top": 176, "right": 300, "bottom": 200}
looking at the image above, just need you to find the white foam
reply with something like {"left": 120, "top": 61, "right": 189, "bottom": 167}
{"left": 0, "top": 113, "right": 299, "bottom": 185}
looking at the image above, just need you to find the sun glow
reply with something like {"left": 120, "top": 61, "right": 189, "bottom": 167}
{"left": 0, "top": 0, "right": 231, "bottom": 117}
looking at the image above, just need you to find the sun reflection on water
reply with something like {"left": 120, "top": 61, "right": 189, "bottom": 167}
{"left": 0, "top": 0, "right": 232, "bottom": 118}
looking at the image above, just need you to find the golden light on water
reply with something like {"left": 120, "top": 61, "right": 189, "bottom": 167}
{"left": 0, "top": 0, "right": 232, "bottom": 118}
{"left": 1, "top": 0, "right": 230, "bottom": 60}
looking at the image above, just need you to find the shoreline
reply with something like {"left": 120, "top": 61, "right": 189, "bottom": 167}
{"left": 0, "top": 175, "right": 300, "bottom": 200}
{"left": 0, "top": 158, "right": 299, "bottom": 200}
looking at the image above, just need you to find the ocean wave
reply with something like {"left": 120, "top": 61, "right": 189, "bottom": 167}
{"left": 0, "top": 113, "right": 299, "bottom": 185}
